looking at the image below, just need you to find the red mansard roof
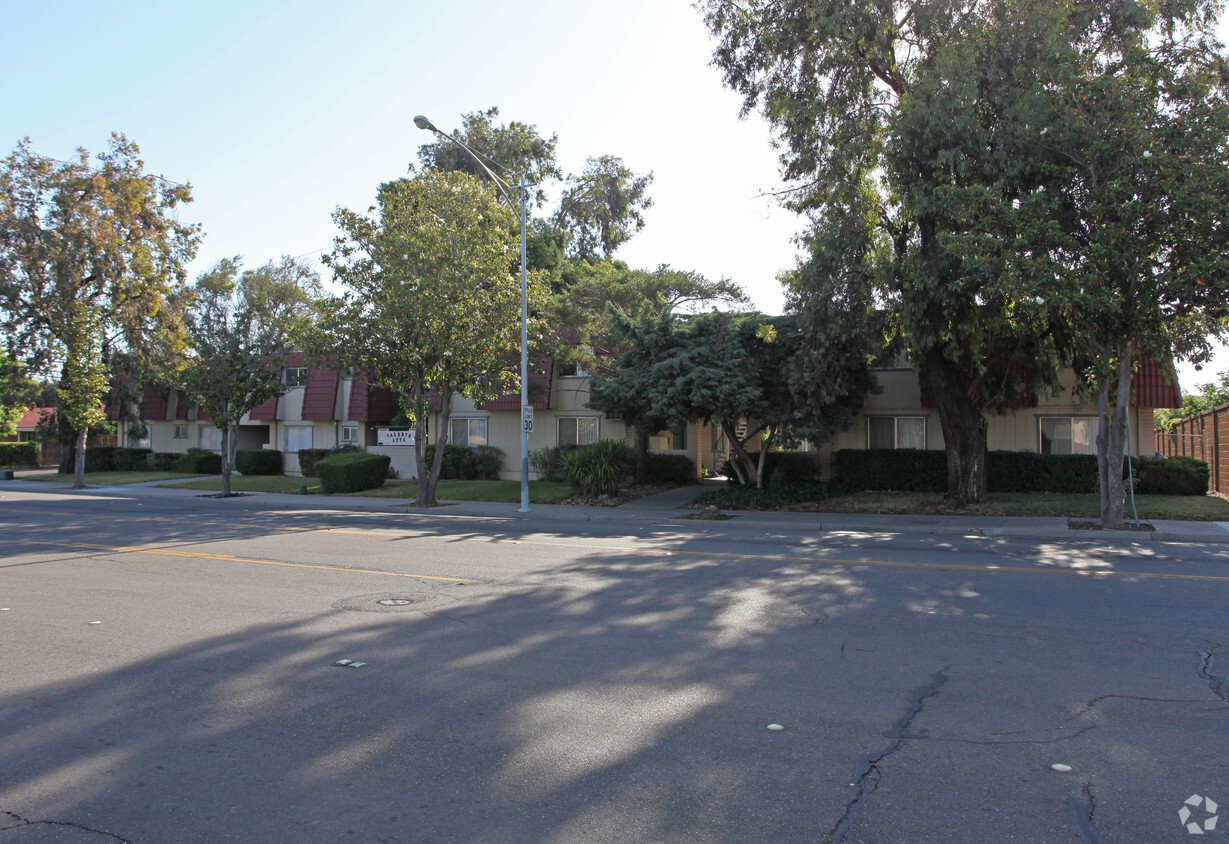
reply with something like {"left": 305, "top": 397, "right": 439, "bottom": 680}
{"left": 301, "top": 369, "right": 340, "bottom": 421}
{"left": 142, "top": 387, "right": 167, "bottom": 421}
{"left": 480, "top": 359, "right": 555, "bottom": 411}
{"left": 248, "top": 395, "right": 278, "bottom": 421}
{"left": 348, "top": 380, "right": 396, "bottom": 423}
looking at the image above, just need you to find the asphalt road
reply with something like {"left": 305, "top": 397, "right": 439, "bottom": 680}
{"left": 1, "top": 489, "right": 1227, "bottom": 843}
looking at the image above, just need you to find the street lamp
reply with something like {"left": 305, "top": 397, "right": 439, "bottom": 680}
{"left": 414, "top": 114, "right": 532, "bottom": 513}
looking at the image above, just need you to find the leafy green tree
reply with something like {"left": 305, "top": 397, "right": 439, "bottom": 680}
{"left": 1156, "top": 369, "right": 1229, "bottom": 430}
{"left": 180, "top": 256, "right": 321, "bottom": 495}
{"left": 0, "top": 134, "right": 199, "bottom": 486}
{"left": 928, "top": 0, "right": 1229, "bottom": 526}
{"left": 314, "top": 169, "right": 547, "bottom": 506}
{"left": 702, "top": 0, "right": 1072, "bottom": 504}
{"left": 417, "top": 107, "right": 562, "bottom": 208}
{"left": 555, "top": 155, "right": 654, "bottom": 261}
{"left": 0, "top": 351, "right": 38, "bottom": 438}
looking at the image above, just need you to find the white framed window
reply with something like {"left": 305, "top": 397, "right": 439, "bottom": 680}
{"left": 341, "top": 425, "right": 359, "bottom": 444}
{"left": 649, "top": 427, "right": 687, "bottom": 451}
{"left": 198, "top": 425, "right": 222, "bottom": 452}
{"left": 1039, "top": 416, "right": 1098, "bottom": 455}
{"left": 285, "top": 425, "right": 313, "bottom": 453}
{"left": 449, "top": 417, "right": 488, "bottom": 447}
{"left": 558, "top": 416, "right": 600, "bottom": 447}
{"left": 557, "top": 362, "right": 591, "bottom": 378}
{"left": 284, "top": 367, "right": 308, "bottom": 388}
{"left": 173, "top": 424, "right": 188, "bottom": 439}
{"left": 868, "top": 416, "right": 927, "bottom": 450}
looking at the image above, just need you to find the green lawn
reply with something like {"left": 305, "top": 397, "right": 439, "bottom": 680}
{"left": 796, "top": 491, "right": 1229, "bottom": 521}
{"left": 166, "top": 475, "right": 576, "bottom": 503}
{"left": 18, "top": 471, "right": 203, "bottom": 485}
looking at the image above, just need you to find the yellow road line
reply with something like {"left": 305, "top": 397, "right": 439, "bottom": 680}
{"left": 21, "top": 540, "right": 478, "bottom": 583}
{"left": 6, "top": 506, "right": 1229, "bottom": 584}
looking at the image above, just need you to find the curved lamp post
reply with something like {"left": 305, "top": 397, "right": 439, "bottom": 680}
{"left": 414, "top": 115, "right": 531, "bottom": 513}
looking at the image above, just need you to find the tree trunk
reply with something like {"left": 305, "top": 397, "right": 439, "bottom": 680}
{"left": 723, "top": 419, "right": 762, "bottom": 487}
{"left": 1095, "top": 344, "right": 1133, "bottom": 528}
{"left": 920, "top": 352, "right": 988, "bottom": 505}
{"left": 220, "top": 426, "right": 233, "bottom": 496}
{"left": 417, "top": 385, "right": 452, "bottom": 507}
{"left": 72, "top": 428, "right": 88, "bottom": 489}
{"left": 635, "top": 425, "right": 650, "bottom": 485}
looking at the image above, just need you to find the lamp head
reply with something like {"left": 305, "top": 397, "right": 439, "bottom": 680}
{"left": 413, "top": 115, "right": 436, "bottom": 132}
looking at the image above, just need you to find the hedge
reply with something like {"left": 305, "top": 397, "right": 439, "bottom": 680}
{"left": 297, "top": 448, "right": 332, "bottom": 477}
{"left": 113, "top": 447, "right": 153, "bottom": 471}
{"left": 173, "top": 449, "right": 222, "bottom": 475}
{"left": 834, "top": 449, "right": 1206, "bottom": 496}
{"left": 645, "top": 453, "right": 696, "bottom": 485}
{"left": 316, "top": 452, "right": 390, "bottom": 494}
{"left": 84, "top": 446, "right": 118, "bottom": 472}
{"left": 722, "top": 451, "right": 824, "bottom": 486}
{"left": 695, "top": 481, "right": 829, "bottom": 510}
{"left": 236, "top": 449, "right": 283, "bottom": 476}
{"left": 0, "top": 442, "right": 39, "bottom": 466}
{"left": 146, "top": 452, "right": 181, "bottom": 471}
{"left": 1133, "top": 456, "right": 1209, "bottom": 496}
{"left": 423, "top": 443, "right": 505, "bottom": 480}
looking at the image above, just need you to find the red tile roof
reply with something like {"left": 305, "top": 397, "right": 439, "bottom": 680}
{"left": 16, "top": 406, "right": 53, "bottom": 429}
{"left": 142, "top": 387, "right": 167, "bottom": 421}
{"left": 248, "top": 395, "right": 279, "bottom": 421}
{"left": 1131, "top": 357, "right": 1182, "bottom": 409}
{"left": 348, "top": 380, "right": 396, "bottom": 423}
{"left": 301, "top": 370, "right": 340, "bottom": 421}
{"left": 480, "top": 359, "right": 555, "bottom": 411}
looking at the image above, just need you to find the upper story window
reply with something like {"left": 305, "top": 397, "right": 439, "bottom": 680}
{"left": 557, "top": 361, "right": 590, "bottom": 378}
{"left": 284, "top": 367, "right": 308, "bottom": 388}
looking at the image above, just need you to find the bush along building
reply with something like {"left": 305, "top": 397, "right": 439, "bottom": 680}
{"left": 123, "top": 351, "right": 1184, "bottom": 485}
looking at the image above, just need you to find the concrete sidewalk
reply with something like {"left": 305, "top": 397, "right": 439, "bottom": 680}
{"left": 3, "top": 474, "right": 1228, "bottom": 544}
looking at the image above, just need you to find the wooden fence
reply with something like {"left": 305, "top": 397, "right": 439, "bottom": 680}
{"left": 1155, "top": 402, "right": 1228, "bottom": 495}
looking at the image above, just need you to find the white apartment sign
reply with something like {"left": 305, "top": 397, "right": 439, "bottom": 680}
{"left": 376, "top": 427, "right": 416, "bottom": 446}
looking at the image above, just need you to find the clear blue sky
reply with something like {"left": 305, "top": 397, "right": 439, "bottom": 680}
{"left": 2, "top": 0, "right": 1225, "bottom": 391}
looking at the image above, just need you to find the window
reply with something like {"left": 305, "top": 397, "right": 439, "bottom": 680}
{"left": 1039, "top": 417, "right": 1097, "bottom": 455}
{"left": 868, "top": 416, "right": 926, "bottom": 449}
{"left": 450, "top": 417, "right": 488, "bottom": 447}
{"left": 558, "top": 416, "right": 600, "bottom": 446}
{"left": 341, "top": 425, "right": 359, "bottom": 444}
{"left": 284, "top": 367, "right": 308, "bottom": 388}
{"left": 198, "top": 425, "right": 222, "bottom": 452}
{"left": 173, "top": 424, "right": 188, "bottom": 439}
{"left": 557, "top": 361, "right": 590, "bottom": 378}
{"left": 649, "top": 427, "right": 687, "bottom": 451}
{"left": 285, "top": 426, "right": 313, "bottom": 453}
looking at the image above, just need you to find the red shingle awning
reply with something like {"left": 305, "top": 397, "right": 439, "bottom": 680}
{"left": 1131, "top": 357, "right": 1182, "bottom": 409}
{"left": 248, "top": 395, "right": 278, "bottom": 421}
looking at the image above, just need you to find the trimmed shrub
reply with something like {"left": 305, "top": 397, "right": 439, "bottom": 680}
{"left": 986, "top": 451, "right": 1040, "bottom": 494}
{"left": 831, "top": 449, "right": 947, "bottom": 493}
{"left": 0, "top": 441, "right": 40, "bottom": 466}
{"left": 563, "top": 439, "right": 636, "bottom": 496}
{"left": 695, "top": 481, "right": 829, "bottom": 510}
{"left": 84, "top": 446, "right": 118, "bottom": 472}
{"left": 1034, "top": 453, "right": 1098, "bottom": 494}
{"left": 422, "top": 443, "right": 506, "bottom": 480}
{"left": 316, "top": 452, "right": 391, "bottom": 494}
{"left": 645, "top": 453, "right": 697, "bottom": 485}
{"left": 145, "top": 451, "right": 181, "bottom": 471}
{"left": 1133, "top": 455, "right": 1209, "bottom": 496}
{"left": 112, "top": 447, "right": 153, "bottom": 471}
{"left": 174, "top": 448, "right": 222, "bottom": 475}
{"left": 297, "top": 448, "right": 332, "bottom": 477}
{"left": 236, "top": 448, "right": 282, "bottom": 476}
{"left": 529, "top": 445, "right": 576, "bottom": 482}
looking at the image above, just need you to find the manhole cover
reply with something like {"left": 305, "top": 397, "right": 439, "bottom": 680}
{"left": 333, "top": 592, "right": 458, "bottom": 613}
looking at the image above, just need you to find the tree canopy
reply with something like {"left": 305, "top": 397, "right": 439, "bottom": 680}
{"left": 314, "top": 169, "right": 547, "bottom": 506}
{"left": 0, "top": 133, "right": 198, "bottom": 486}
{"left": 554, "top": 155, "right": 654, "bottom": 262}
{"left": 180, "top": 256, "right": 321, "bottom": 495}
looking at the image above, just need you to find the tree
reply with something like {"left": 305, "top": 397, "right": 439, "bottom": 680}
{"left": 180, "top": 256, "right": 321, "bottom": 496}
{"left": 590, "top": 310, "right": 869, "bottom": 487}
{"left": 1156, "top": 369, "right": 1229, "bottom": 430}
{"left": 930, "top": 0, "right": 1229, "bottom": 526}
{"left": 0, "top": 134, "right": 198, "bottom": 486}
{"left": 417, "top": 107, "right": 562, "bottom": 208}
{"left": 701, "top": 0, "right": 1066, "bottom": 504}
{"left": 0, "top": 351, "right": 38, "bottom": 438}
{"left": 554, "top": 155, "right": 654, "bottom": 261}
{"left": 314, "top": 169, "right": 546, "bottom": 506}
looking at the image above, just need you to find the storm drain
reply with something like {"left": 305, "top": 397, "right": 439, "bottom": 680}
{"left": 333, "top": 592, "right": 459, "bottom": 613}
